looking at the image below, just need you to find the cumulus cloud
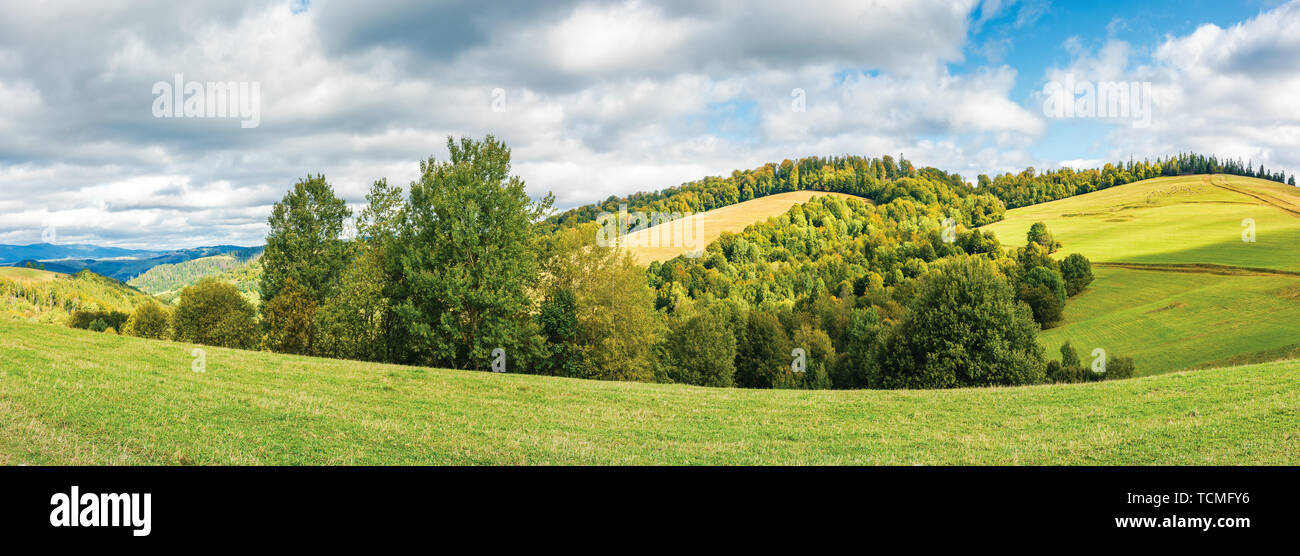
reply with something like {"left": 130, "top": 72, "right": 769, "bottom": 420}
{"left": 1040, "top": 1, "right": 1300, "bottom": 174}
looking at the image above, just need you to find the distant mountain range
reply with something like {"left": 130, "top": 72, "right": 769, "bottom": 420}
{"left": 0, "top": 243, "right": 264, "bottom": 282}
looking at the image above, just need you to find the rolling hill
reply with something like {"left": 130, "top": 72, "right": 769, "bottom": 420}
{"left": 128, "top": 250, "right": 264, "bottom": 302}
{"left": 0, "top": 318, "right": 1295, "bottom": 465}
{"left": 619, "top": 190, "right": 868, "bottom": 265}
{"left": 983, "top": 174, "right": 1300, "bottom": 375}
{"left": 0, "top": 267, "right": 156, "bottom": 324}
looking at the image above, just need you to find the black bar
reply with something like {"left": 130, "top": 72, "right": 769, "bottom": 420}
{"left": 1, "top": 467, "right": 1289, "bottom": 545}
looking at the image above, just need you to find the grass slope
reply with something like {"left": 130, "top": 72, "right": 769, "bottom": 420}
{"left": 983, "top": 174, "right": 1300, "bottom": 272}
{"left": 0, "top": 267, "right": 61, "bottom": 284}
{"left": 621, "top": 190, "right": 867, "bottom": 265}
{"left": 1040, "top": 266, "right": 1300, "bottom": 375}
{"left": 983, "top": 174, "right": 1300, "bottom": 375}
{"left": 1, "top": 320, "right": 1296, "bottom": 465}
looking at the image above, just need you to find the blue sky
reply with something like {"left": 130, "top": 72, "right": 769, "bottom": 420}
{"left": 958, "top": 0, "right": 1288, "bottom": 165}
{"left": 1, "top": 0, "right": 1298, "bottom": 248}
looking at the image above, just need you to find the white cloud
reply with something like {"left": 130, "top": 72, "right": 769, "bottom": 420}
{"left": 1042, "top": 1, "right": 1300, "bottom": 174}
{"left": 8, "top": 0, "right": 1295, "bottom": 249}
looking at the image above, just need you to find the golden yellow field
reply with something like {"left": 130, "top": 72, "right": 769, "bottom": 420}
{"left": 0, "top": 267, "right": 63, "bottom": 284}
{"left": 620, "top": 190, "right": 868, "bottom": 265}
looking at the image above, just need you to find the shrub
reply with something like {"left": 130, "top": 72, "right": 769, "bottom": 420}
{"left": 1105, "top": 355, "right": 1136, "bottom": 380}
{"left": 125, "top": 302, "right": 170, "bottom": 340}
{"left": 70, "top": 310, "right": 129, "bottom": 332}
{"left": 174, "top": 278, "right": 258, "bottom": 349}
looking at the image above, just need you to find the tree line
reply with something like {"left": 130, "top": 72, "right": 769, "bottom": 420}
{"left": 980, "top": 152, "right": 1295, "bottom": 209}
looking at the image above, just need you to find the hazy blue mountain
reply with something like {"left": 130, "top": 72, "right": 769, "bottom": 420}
{"left": 0, "top": 243, "right": 264, "bottom": 281}
{"left": 0, "top": 243, "right": 160, "bottom": 264}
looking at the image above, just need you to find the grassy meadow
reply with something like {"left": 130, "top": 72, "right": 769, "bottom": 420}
{"left": 983, "top": 174, "right": 1300, "bottom": 376}
{"left": 1040, "top": 266, "right": 1300, "bottom": 375}
{"left": 1, "top": 319, "right": 1296, "bottom": 465}
{"left": 982, "top": 175, "right": 1300, "bottom": 272}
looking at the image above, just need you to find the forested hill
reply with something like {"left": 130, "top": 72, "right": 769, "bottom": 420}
{"left": 547, "top": 152, "right": 1296, "bottom": 228}
{"left": 980, "top": 152, "right": 1295, "bottom": 209}
{"left": 545, "top": 154, "right": 989, "bottom": 229}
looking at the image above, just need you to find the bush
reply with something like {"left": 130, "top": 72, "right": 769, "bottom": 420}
{"left": 871, "top": 256, "right": 1046, "bottom": 389}
{"left": 1045, "top": 360, "right": 1065, "bottom": 382}
{"left": 663, "top": 309, "right": 737, "bottom": 387}
{"left": 174, "top": 278, "right": 258, "bottom": 349}
{"left": 1060, "top": 253, "right": 1094, "bottom": 296}
{"left": 1104, "top": 355, "right": 1136, "bottom": 380}
{"left": 1060, "top": 341, "right": 1081, "bottom": 369}
{"left": 125, "top": 302, "right": 170, "bottom": 340}
{"left": 70, "top": 310, "right": 129, "bottom": 332}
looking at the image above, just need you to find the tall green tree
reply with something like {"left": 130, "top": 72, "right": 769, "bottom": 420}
{"left": 390, "top": 136, "right": 554, "bottom": 370}
{"left": 540, "top": 225, "right": 662, "bottom": 382}
{"left": 315, "top": 245, "right": 390, "bottom": 362}
{"left": 1060, "top": 253, "right": 1094, "bottom": 296}
{"left": 260, "top": 174, "right": 352, "bottom": 305}
{"left": 1026, "top": 222, "right": 1058, "bottom": 253}
{"left": 871, "top": 256, "right": 1046, "bottom": 389}
{"left": 316, "top": 180, "right": 405, "bottom": 363}
{"left": 735, "top": 311, "right": 793, "bottom": 388}
{"left": 663, "top": 309, "right": 737, "bottom": 387}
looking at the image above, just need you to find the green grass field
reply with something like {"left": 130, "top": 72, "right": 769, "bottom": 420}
{"left": 983, "top": 175, "right": 1300, "bottom": 272}
{"left": 984, "top": 174, "right": 1300, "bottom": 376}
{"left": 1, "top": 319, "right": 1296, "bottom": 465}
{"left": 1040, "top": 266, "right": 1300, "bottom": 375}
